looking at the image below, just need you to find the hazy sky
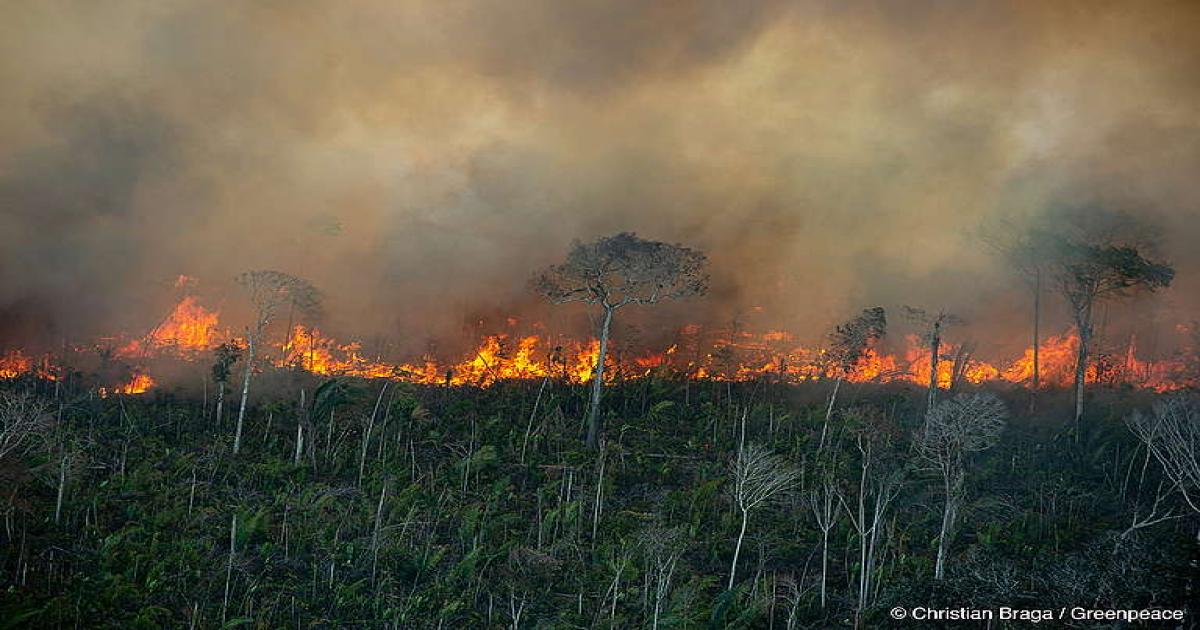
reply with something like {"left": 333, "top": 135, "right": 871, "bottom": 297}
{"left": 2, "top": 1, "right": 1198, "bottom": 357}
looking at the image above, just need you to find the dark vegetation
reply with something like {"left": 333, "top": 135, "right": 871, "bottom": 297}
{"left": 1, "top": 370, "right": 1197, "bottom": 629}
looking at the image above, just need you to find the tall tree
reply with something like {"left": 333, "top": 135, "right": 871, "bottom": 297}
{"left": 979, "top": 221, "right": 1058, "bottom": 411}
{"left": 822, "top": 307, "right": 887, "bottom": 448}
{"left": 1049, "top": 241, "right": 1172, "bottom": 425}
{"left": 533, "top": 232, "right": 708, "bottom": 449}
{"left": 917, "top": 392, "right": 1008, "bottom": 580}
{"left": 233, "top": 271, "right": 321, "bottom": 455}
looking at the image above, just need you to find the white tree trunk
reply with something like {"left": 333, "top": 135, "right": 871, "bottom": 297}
{"left": 585, "top": 307, "right": 614, "bottom": 449}
{"left": 729, "top": 507, "right": 749, "bottom": 590}
{"left": 234, "top": 334, "right": 256, "bottom": 455}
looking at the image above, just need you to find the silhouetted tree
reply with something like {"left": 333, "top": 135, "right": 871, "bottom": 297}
{"left": 904, "top": 306, "right": 963, "bottom": 412}
{"left": 980, "top": 221, "right": 1059, "bottom": 411}
{"left": 1049, "top": 241, "right": 1172, "bottom": 425}
{"left": 533, "top": 233, "right": 708, "bottom": 449}
{"left": 822, "top": 307, "right": 886, "bottom": 448}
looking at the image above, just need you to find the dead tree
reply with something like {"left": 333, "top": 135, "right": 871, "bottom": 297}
{"left": 0, "top": 390, "right": 49, "bottom": 463}
{"left": 822, "top": 307, "right": 886, "bottom": 448}
{"left": 1129, "top": 397, "right": 1200, "bottom": 517}
{"left": 836, "top": 407, "right": 902, "bottom": 622}
{"left": 729, "top": 443, "right": 799, "bottom": 590}
{"left": 233, "top": 271, "right": 321, "bottom": 455}
{"left": 1049, "top": 241, "right": 1172, "bottom": 426}
{"left": 917, "top": 392, "right": 1008, "bottom": 580}
{"left": 532, "top": 233, "right": 708, "bottom": 449}
{"left": 903, "top": 306, "right": 962, "bottom": 412}
{"left": 639, "top": 524, "right": 687, "bottom": 630}
{"left": 807, "top": 464, "right": 840, "bottom": 608}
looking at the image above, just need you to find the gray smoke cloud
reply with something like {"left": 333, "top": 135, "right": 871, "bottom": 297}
{"left": 1, "top": 1, "right": 1197, "bottom": 359}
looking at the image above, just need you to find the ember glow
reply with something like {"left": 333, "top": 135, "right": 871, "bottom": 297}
{"left": 1, "top": 295, "right": 1194, "bottom": 395}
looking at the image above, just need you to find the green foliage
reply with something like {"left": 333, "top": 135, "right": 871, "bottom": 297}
{"left": 0, "top": 378, "right": 1193, "bottom": 627}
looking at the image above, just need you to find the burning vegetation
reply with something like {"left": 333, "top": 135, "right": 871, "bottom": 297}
{"left": 0, "top": 291, "right": 1193, "bottom": 396}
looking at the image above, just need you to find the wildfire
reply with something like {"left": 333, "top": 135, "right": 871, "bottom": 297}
{"left": 117, "top": 296, "right": 223, "bottom": 358}
{"left": 1, "top": 293, "right": 1195, "bottom": 395}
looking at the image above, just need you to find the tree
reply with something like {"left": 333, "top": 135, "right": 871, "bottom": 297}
{"left": 728, "top": 443, "right": 799, "bottom": 590}
{"left": 0, "top": 390, "right": 49, "bottom": 463}
{"left": 917, "top": 392, "right": 1008, "bottom": 580}
{"left": 1049, "top": 241, "right": 1172, "bottom": 425}
{"left": 1128, "top": 396, "right": 1200, "bottom": 517}
{"left": 903, "top": 306, "right": 963, "bottom": 412}
{"left": 821, "top": 307, "right": 886, "bottom": 448}
{"left": 211, "top": 342, "right": 241, "bottom": 426}
{"left": 834, "top": 406, "right": 903, "bottom": 621}
{"left": 807, "top": 461, "right": 840, "bottom": 609}
{"left": 233, "top": 271, "right": 321, "bottom": 455}
{"left": 979, "top": 221, "right": 1058, "bottom": 411}
{"left": 532, "top": 232, "right": 708, "bottom": 449}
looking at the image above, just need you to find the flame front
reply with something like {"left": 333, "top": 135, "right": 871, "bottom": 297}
{"left": 2, "top": 294, "right": 1195, "bottom": 395}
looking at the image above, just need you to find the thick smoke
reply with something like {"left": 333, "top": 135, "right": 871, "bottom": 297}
{"left": 1, "top": 1, "right": 1198, "bottom": 359}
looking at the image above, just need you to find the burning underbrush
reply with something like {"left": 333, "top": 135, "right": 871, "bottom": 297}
{"left": 1, "top": 295, "right": 1197, "bottom": 395}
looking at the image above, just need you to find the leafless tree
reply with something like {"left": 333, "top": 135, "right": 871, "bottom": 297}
{"left": 639, "top": 524, "right": 686, "bottom": 630}
{"left": 903, "top": 306, "right": 963, "bottom": 412}
{"left": 0, "top": 390, "right": 50, "bottom": 462}
{"left": 821, "top": 307, "right": 886, "bottom": 449}
{"left": 917, "top": 392, "right": 1008, "bottom": 580}
{"left": 233, "top": 270, "right": 321, "bottom": 455}
{"left": 834, "top": 407, "right": 903, "bottom": 621}
{"left": 729, "top": 443, "right": 799, "bottom": 590}
{"left": 532, "top": 232, "right": 708, "bottom": 449}
{"left": 807, "top": 462, "right": 840, "bottom": 609}
{"left": 1129, "top": 396, "right": 1200, "bottom": 518}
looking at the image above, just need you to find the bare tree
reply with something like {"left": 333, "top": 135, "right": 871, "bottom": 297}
{"left": 729, "top": 443, "right": 799, "bottom": 590}
{"left": 0, "top": 390, "right": 49, "bottom": 462}
{"left": 822, "top": 307, "right": 886, "bottom": 448}
{"left": 917, "top": 392, "right": 1008, "bottom": 580}
{"left": 533, "top": 233, "right": 708, "bottom": 449}
{"left": 835, "top": 407, "right": 903, "bottom": 621}
{"left": 807, "top": 465, "right": 840, "bottom": 608}
{"left": 1129, "top": 397, "right": 1200, "bottom": 517}
{"left": 903, "top": 306, "right": 963, "bottom": 412}
{"left": 639, "top": 524, "right": 687, "bottom": 630}
{"left": 233, "top": 271, "right": 321, "bottom": 455}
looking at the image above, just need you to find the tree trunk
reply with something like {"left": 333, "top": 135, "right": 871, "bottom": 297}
{"left": 54, "top": 452, "right": 68, "bottom": 525}
{"left": 214, "top": 382, "right": 225, "bottom": 427}
{"left": 819, "top": 527, "right": 829, "bottom": 608}
{"left": 1073, "top": 306, "right": 1091, "bottom": 427}
{"left": 234, "top": 333, "right": 256, "bottom": 455}
{"left": 585, "top": 307, "right": 614, "bottom": 450}
{"left": 820, "top": 377, "right": 842, "bottom": 450}
{"left": 935, "top": 478, "right": 958, "bottom": 581}
{"left": 927, "top": 322, "right": 940, "bottom": 412}
{"left": 1030, "top": 269, "right": 1041, "bottom": 413}
{"left": 729, "top": 507, "right": 749, "bottom": 590}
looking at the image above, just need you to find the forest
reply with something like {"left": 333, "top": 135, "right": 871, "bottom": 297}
{"left": 1, "top": 365, "right": 1197, "bottom": 628}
